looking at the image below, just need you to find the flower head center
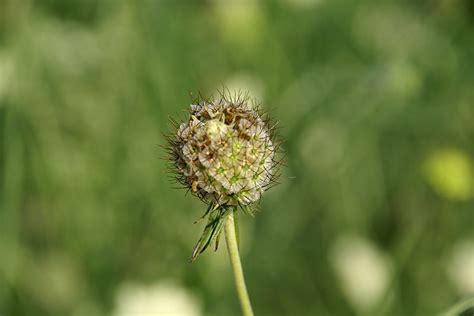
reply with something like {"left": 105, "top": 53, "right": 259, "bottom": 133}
{"left": 205, "top": 119, "right": 229, "bottom": 141}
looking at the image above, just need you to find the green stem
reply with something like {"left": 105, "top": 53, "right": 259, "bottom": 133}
{"left": 224, "top": 210, "right": 254, "bottom": 316}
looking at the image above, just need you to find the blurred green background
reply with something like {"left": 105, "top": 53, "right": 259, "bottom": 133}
{"left": 1, "top": 0, "right": 474, "bottom": 315}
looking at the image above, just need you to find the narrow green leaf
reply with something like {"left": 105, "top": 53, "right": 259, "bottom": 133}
{"left": 190, "top": 206, "right": 227, "bottom": 261}
{"left": 194, "top": 202, "right": 215, "bottom": 224}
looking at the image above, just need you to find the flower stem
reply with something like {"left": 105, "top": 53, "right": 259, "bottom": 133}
{"left": 224, "top": 210, "right": 254, "bottom": 316}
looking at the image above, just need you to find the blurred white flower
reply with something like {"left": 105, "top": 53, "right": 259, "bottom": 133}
{"left": 423, "top": 148, "right": 473, "bottom": 201}
{"left": 211, "top": 0, "right": 263, "bottom": 50}
{"left": 113, "top": 280, "right": 202, "bottom": 316}
{"left": 224, "top": 73, "right": 264, "bottom": 102}
{"left": 447, "top": 240, "right": 474, "bottom": 295}
{"left": 26, "top": 254, "right": 83, "bottom": 311}
{"left": 330, "top": 235, "right": 392, "bottom": 312}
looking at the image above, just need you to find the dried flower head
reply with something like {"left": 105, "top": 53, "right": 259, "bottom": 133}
{"left": 166, "top": 91, "right": 281, "bottom": 259}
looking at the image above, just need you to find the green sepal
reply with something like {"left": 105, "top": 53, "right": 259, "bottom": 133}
{"left": 239, "top": 204, "right": 255, "bottom": 217}
{"left": 190, "top": 205, "right": 228, "bottom": 261}
{"left": 193, "top": 203, "right": 215, "bottom": 224}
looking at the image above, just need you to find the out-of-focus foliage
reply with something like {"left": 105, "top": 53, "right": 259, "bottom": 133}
{"left": 0, "top": 0, "right": 473, "bottom": 315}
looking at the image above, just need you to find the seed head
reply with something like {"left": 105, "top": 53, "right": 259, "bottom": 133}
{"left": 166, "top": 92, "right": 281, "bottom": 259}
{"left": 170, "top": 94, "right": 278, "bottom": 207}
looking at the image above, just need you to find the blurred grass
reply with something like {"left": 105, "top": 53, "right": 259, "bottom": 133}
{"left": 0, "top": 0, "right": 473, "bottom": 315}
